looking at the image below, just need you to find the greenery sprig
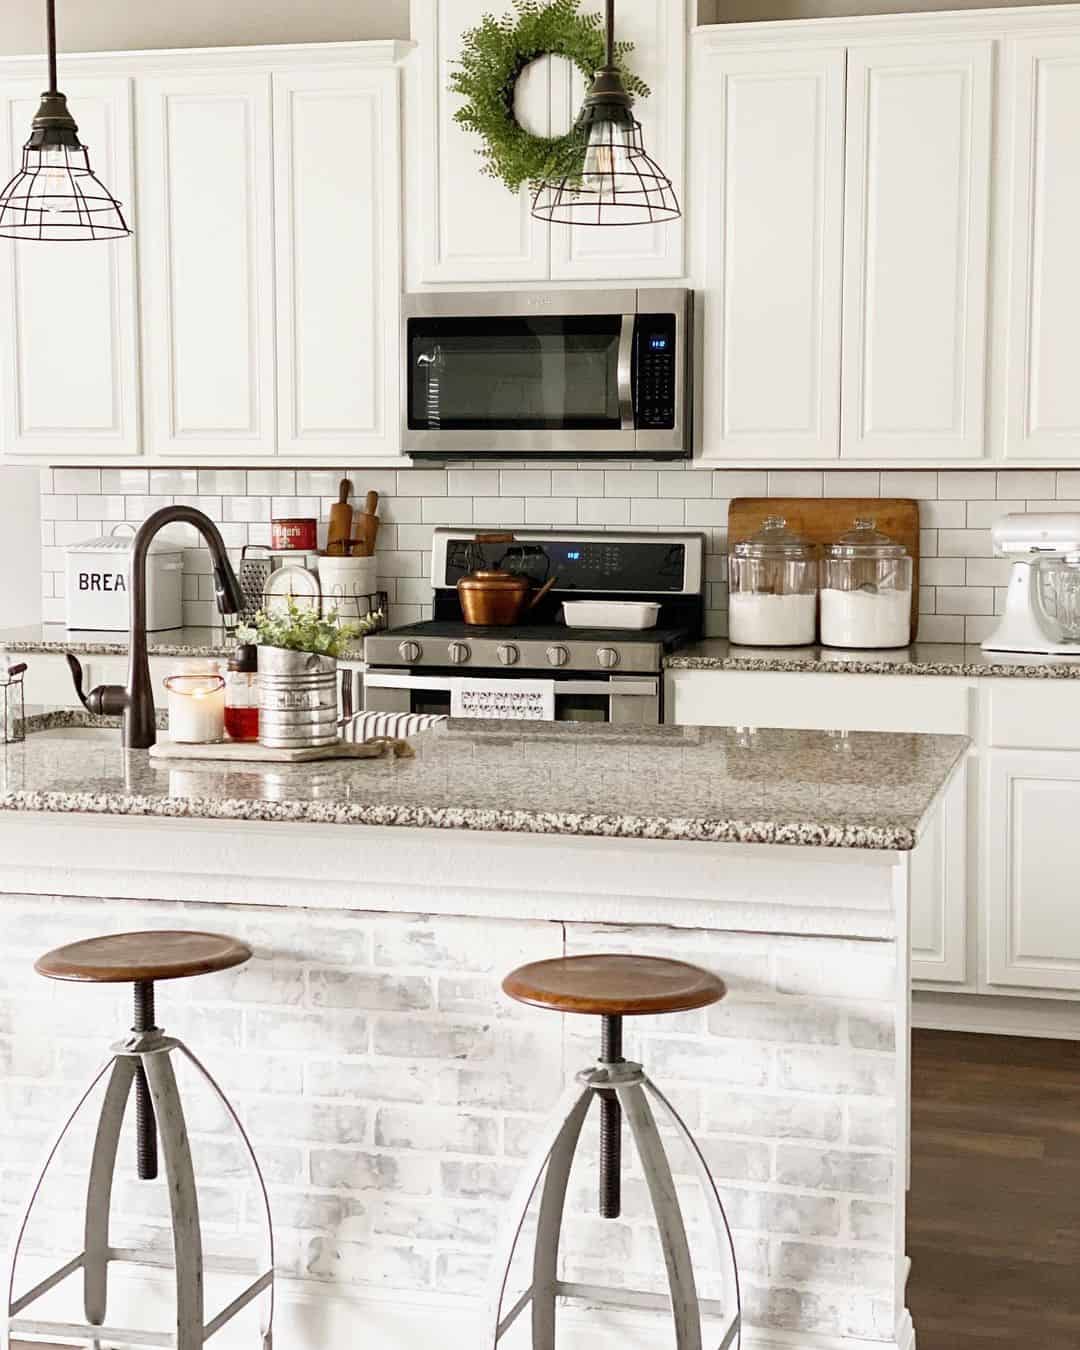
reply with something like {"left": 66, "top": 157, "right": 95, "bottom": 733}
{"left": 236, "top": 600, "right": 366, "bottom": 659}
{"left": 451, "top": 0, "right": 649, "bottom": 195}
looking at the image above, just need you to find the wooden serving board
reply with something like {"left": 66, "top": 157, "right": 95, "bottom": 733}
{"left": 728, "top": 498, "right": 921, "bottom": 639}
{"left": 149, "top": 736, "right": 413, "bottom": 764}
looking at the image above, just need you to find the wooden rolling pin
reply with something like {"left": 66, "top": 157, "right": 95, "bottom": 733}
{"left": 326, "top": 479, "right": 353, "bottom": 556}
{"left": 351, "top": 491, "right": 380, "bottom": 557}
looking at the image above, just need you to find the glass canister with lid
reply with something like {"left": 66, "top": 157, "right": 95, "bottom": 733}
{"left": 728, "top": 516, "right": 819, "bottom": 646}
{"left": 820, "top": 519, "right": 913, "bottom": 649}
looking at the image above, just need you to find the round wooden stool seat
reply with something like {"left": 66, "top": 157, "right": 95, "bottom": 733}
{"left": 502, "top": 954, "right": 726, "bottom": 1017}
{"left": 35, "top": 930, "right": 252, "bottom": 984}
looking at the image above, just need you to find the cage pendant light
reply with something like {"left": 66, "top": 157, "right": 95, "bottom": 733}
{"left": 0, "top": 0, "right": 131, "bottom": 241}
{"left": 531, "top": 0, "right": 680, "bottom": 227}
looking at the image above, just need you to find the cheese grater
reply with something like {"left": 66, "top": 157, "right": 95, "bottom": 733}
{"left": 238, "top": 546, "right": 273, "bottom": 623}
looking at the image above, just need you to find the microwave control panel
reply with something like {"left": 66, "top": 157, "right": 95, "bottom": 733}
{"left": 634, "top": 314, "right": 678, "bottom": 430}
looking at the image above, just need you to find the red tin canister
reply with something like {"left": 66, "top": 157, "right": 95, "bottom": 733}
{"left": 271, "top": 518, "right": 318, "bottom": 551}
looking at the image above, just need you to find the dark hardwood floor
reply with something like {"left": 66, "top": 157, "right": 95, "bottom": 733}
{"left": 909, "top": 1028, "right": 1080, "bottom": 1349}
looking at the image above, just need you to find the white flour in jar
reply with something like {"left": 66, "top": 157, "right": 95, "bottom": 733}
{"left": 729, "top": 592, "right": 817, "bottom": 646}
{"left": 820, "top": 587, "right": 911, "bottom": 648}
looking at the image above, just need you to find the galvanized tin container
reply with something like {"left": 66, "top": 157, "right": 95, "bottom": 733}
{"left": 257, "top": 647, "right": 338, "bottom": 749}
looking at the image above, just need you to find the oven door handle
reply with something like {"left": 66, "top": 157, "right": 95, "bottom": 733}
{"left": 364, "top": 671, "right": 658, "bottom": 697}
{"left": 617, "top": 314, "right": 635, "bottom": 431}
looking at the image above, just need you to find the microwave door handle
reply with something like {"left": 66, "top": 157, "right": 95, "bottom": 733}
{"left": 617, "top": 314, "right": 635, "bottom": 430}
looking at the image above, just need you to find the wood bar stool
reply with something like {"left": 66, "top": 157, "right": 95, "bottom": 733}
{"left": 488, "top": 954, "right": 741, "bottom": 1350}
{"left": 6, "top": 931, "right": 275, "bottom": 1350}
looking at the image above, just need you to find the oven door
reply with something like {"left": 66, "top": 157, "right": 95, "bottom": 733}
{"left": 364, "top": 671, "right": 660, "bottom": 725}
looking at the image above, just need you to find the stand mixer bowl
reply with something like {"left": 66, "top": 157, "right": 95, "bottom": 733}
{"left": 1036, "top": 558, "right": 1080, "bottom": 642}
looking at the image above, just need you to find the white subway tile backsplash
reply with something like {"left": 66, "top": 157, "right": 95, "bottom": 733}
{"left": 605, "top": 470, "right": 656, "bottom": 497}
{"left": 40, "top": 463, "right": 1072, "bottom": 636}
{"left": 578, "top": 498, "right": 630, "bottom": 525}
{"left": 53, "top": 468, "right": 101, "bottom": 494}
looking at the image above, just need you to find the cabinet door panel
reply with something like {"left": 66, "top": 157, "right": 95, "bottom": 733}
{"left": 411, "top": 0, "right": 548, "bottom": 283}
{"left": 695, "top": 46, "right": 844, "bottom": 460}
{"left": 275, "top": 67, "right": 402, "bottom": 458}
{"left": 138, "top": 73, "right": 275, "bottom": 454}
{"left": 842, "top": 43, "right": 992, "bottom": 460}
{"left": 1004, "top": 36, "right": 1080, "bottom": 458}
{"left": 987, "top": 751, "right": 1080, "bottom": 992}
{"left": 0, "top": 78, "right": 139, "bottom": 456}
{"left": 910, "top": 759, "right": 969, "bottom": 984}
{"left": 550, "top": 0, "right": 686, "bottom": 281}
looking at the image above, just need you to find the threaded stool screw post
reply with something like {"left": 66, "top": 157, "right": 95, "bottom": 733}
{"left": 598, "top": 1014, "right": 623, "bottom": 1219}
{"left": 132, "top": 980, "right": 158, "bottom": 1181}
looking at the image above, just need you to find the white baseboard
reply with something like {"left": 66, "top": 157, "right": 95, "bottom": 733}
{"left": 913, "top": 989, "right": 1080, "bottom": 1040}
{"left": 13, "top": 1257, "right": 914, "bottom": 1350}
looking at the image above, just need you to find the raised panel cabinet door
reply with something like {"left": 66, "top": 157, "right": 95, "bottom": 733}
{"left": 274, "top": 65, "right": 403, "bottom": 458}
{"left": 910, "top": 758, "right": 969, "bottom": 984}
{"left": 137, "top": 72, "right": 275, "bottom": 454}
{"left": 549, "top": 0, "right": 686, "bottom": 281}
{"left": 1003, "top": 36, "right": 1080, "bottom": 459}
{"left": 842, "top": 42, "right": 992, "bottom": 460}
{"left": 986, "top": 750, "right": 1080, "bottom": 993}
{"left": 694, "top": 45, "right": 845, "bottom": 460}
{"left": 410, "top": 0, "right": 549, "bottom": 284}
{"left": 0, "top": 77, "right": 139, "bottom": 457}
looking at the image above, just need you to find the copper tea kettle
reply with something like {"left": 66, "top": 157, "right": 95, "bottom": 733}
{"left": 457, "top": 534, "right": 558, "bottom": 626}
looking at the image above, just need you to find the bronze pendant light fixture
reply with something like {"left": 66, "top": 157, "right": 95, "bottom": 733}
{"left": 531, "top": 0, "right": 680, "bottom": 227}
{"left": 0, "top": 0, "right": 131, "bottom": 240}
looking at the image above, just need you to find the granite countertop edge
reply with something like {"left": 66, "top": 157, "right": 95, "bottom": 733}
{"left": 664, "top": 648, "right": 1080, "bottom": 679}
{"left": 0, "top": 789, "right": 921, "bottom": 850}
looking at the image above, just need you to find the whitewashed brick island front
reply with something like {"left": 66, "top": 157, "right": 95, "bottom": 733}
{"left": 0, "top": 720, "right": 967, "bottom": 1350}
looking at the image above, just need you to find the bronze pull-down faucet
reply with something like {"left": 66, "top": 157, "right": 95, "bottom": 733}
{"left": 66, "top": 506, "right": 245, "bottom": 749}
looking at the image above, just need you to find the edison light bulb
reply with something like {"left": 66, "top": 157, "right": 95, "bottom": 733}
{"left": 582, "top": 121, "right": 620, "bottom": 204}
{"left": 36, "top": 145, "right": 70, "bottom": 216}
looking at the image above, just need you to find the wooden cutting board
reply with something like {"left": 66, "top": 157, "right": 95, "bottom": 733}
{"left": 728, "top": 498, "right": 921, "bottom": 639}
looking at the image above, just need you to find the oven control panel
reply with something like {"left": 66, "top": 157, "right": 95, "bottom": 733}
{"left": 635, "top": 314, "right": 677, "bottom": 430}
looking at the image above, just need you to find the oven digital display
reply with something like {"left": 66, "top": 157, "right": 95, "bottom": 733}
{"left": 445, "top": 539, "right": 686, "bottom": 592}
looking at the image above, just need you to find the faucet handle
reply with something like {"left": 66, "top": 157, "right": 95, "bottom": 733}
{"left": 65, "top": 653, "right": 128, "bottom": 717}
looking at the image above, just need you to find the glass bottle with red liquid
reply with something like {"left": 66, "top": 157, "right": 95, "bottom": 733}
{"left": 224, "top": 644, "right": 260, "bottom": 742}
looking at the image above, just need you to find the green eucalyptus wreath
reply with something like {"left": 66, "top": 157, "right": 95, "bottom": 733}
{"left": 450, "top": 0, "right": 650, "bottom": 195}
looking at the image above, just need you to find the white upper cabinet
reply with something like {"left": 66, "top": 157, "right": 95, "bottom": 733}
{"left": 137, "top": 72, "right": 276, "bottom": 455}
{"left": 274, "top": 65, "right": 402, "bottom": 458}
{"left": 549, "top": 0, "right": 687, "bottom": 281}
{"left": 410, "top": 0, "right": 548, "bottom": 284}
{"left": 409, "top": 0, "right": 686, "bottom": 286}
{"left": 694, "top": 45, "right": 845, "bottom": 460}
{"left": 0, "top": 77, "right": 139, "bottom": 457}
{"left": 1003, "top": 35, "right": 1080, "bottom": 459}
{"left": 842, "top": 42, "right": 992, "bottom": 460}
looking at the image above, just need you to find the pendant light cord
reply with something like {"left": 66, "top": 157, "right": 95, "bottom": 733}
{"left": 604, "top": 0, "right": 615, "bottom": 67}
{"left": 46, "top": 0, "right": 58, "bottom": 93}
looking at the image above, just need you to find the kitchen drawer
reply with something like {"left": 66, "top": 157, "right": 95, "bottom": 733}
{"left": 666, "top": 670, "right": 973, "bottom": 735}
{"left": 988, "top": 681, "right": 1080, "bottom": 749}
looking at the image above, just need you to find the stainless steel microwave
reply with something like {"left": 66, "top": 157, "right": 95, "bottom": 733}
{"left": 403, "top": 288, "right": 692, "bottom": 459}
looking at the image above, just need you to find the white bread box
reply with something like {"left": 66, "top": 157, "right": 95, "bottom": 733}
{"left": 65, "top": 525, "right": 184, "bottom": 632}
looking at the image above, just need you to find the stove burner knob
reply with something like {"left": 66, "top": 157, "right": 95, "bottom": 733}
{"left": 546, "top": 645, "right": 569, "bottom": 668}
{"left": 596, "top": 647, "right": 620, "bottom": 670}
{"left": 496, "top": 643, "right": 519, "bottom": 667}
{"left": 447, "top": 641, "right": 471, "bottom": 665}
{"left": 398, "top": 640, "right": 422, "bottom": 663}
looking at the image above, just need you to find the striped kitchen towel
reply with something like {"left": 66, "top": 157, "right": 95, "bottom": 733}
{"left": 340, "top": 710, "right": 447, "bottom": 744}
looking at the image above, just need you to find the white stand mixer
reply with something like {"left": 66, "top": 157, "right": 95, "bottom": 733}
{"left": 982, "top": 513, "right": 1080, "bottom": 656}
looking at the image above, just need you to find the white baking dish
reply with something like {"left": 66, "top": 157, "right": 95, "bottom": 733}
{"left": 562, "top": 600, "right": 661, "bottom": 630}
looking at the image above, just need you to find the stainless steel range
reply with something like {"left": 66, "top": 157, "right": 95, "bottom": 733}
{"left": 363, "top": 528, "right": 705, "bottom": 724}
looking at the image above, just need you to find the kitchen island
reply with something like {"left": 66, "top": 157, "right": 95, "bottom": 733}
{"left": 0, "top": 718, "right": 966, "bottom": 1350}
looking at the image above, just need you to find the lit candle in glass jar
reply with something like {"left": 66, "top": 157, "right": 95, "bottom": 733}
{"left": 163, "top": 673, "right": 226, "bottom": 744}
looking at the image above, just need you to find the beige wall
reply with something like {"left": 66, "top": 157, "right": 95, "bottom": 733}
{"left": 698, "top": 0, "right": 1073, "bottom": 19}
{"left": 0, "top": 0, "right": 410, "bottom": 57}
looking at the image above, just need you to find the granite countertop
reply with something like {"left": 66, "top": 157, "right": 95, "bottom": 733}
{"left": 666, "top": 639, "right": 1080, "bottom": 679}
{"left": 0, "top": 713, "right": 968, "bottom": 851}
{"left": 0, "top": 624, "right": 366, "bottom": 661}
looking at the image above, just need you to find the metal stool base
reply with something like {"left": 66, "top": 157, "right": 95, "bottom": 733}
{"left": 6, "top": 1029, "right": 274, "bottom": 1350}
{"left": 488, "top": 1062, "right": 741, "bottom": 1350}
